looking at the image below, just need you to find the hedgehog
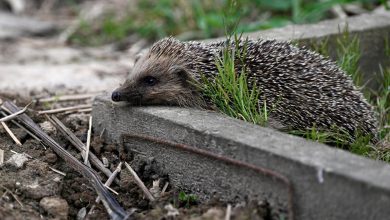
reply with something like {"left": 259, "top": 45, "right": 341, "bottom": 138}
{"left": 111, "top": 37, "right": 378, "bottom": 143}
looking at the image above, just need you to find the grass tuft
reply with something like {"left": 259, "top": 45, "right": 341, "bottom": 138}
{"left": 306, "top": 29, "right": 390, "bottom": 160}
{"left": 200, "top": 35, "right": 268, "bottom": 126}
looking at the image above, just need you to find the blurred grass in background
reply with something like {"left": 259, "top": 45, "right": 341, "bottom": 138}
{"left": 69, "top": 0, "right": 384, "bottom": 46}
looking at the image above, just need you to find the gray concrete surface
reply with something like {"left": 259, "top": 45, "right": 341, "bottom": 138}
{"left": 0, "top": 12, "right": 57, "bottom": 39}
{"left": 93, "top": 94, "right": 390, "bottom": 220}
{"left": 0, "top": 38, "right": 133, "bottom": 96}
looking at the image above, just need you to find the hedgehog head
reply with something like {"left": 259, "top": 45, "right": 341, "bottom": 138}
{"left": 111, "top": 38, "right": 206, "bottom": 107}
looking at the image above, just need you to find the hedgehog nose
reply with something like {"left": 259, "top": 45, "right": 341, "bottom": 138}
{"left": 111, "top": 91, "right": 121, "bottom": 102}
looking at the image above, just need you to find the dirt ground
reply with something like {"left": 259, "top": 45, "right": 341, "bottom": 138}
{"left": 0, "top": 95, "right": 283, "bottom": 220}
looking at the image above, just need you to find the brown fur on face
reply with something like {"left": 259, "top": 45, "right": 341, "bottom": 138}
{"left": 112, "top": 52, "right": 206, "bottom": 107}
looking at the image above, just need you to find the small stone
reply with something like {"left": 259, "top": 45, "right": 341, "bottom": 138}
{"left": 77, "top": 207, "right": 87, "bottom": 220}
{"left": 22, "top": 178, "right": 61, "bottom": 199}
{"left": 45, "top": 153, "right": 57, "bottom": 163}
{"left": 102, "top": 156, "right": 109, "bottom": 167}
{"left": 40, "top": 197, "right": 69, "bottom": 220}
{"left": 164, "top": 204, "right": 179, "bottom": 217}
{"left": 39, "top": 121, "right": 56, "bottom": 134}
{"left": 201, "top": 208, "right": 224, "bottom": 220}
{"left": 6, "top": 153, "right": 29, "bottom": 168}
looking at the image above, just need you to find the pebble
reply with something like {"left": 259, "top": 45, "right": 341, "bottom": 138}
{"left": 6, "top": 153, "right": 29, "bottom": 168}
{"left": 44, "top": 152, "right": 58, "bottom": 163}
{"left": 164, "top": 204, "right": 179, "bottom": 217}
{"left": 40, "top": 197, "right": 69, "bottom": 220}
{"left": 200, "top": 208, "right": 224, "bottom": 220}
{"left": 22, "top": 178, "right": 61, "bottom": 199}
{"left": 39, "top": 121, "right": 56, "bottom": 134}
{"left": 77, "top": 207, "right": 87, "bottom": 220}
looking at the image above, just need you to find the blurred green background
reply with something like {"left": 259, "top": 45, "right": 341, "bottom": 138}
{"left": 69, "top": 0, "right": 386, "bottom": 46}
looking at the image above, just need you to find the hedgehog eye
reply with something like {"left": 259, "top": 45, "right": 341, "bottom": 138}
{"left": 143, "top": 76, "right": 158, "bottom": 86}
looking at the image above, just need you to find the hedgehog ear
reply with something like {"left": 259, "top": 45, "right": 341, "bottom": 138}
{"left": 170, "top": 66, "right": 189, "bottom": 82}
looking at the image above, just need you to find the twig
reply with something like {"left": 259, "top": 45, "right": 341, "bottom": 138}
{"left": 84, "top": 116, "right": 92, "bottom": 165}
{"left": 1, "top": 121, "right": 22, "bottom": 146}
{"left": 0, "top": 185, "right": 23, "bottom": 207}
{"left": 124, "top": 162, "right": 155, "bottom": 202}
{"left": 225, "top": 204, "right": 232, "bottom": 220}
{"left": 0, "top": 148, "right": 4, "bottom": 165}
{"left": 10, "top": 150, "right": 32, "bottom": 159}
{"left": 99, "top": 128, "right": 106, "bottom": 139}
{"left": 38, "top": 104, "right": 91, "bottom": 115}
{"left": 0, "top": 102, "right": 31, "bottom": 123}
{"left": 49, "top": 167, "right": 66, "bottom": 176}
{"left": 45, "top": 115, "right": 90, "bottom": 167}
{"left": 1, "top": 111, "right": 41, "bottom": 142}
{"left": 161, "top": 182, "right": 169, "bottom": 195}
{"left": 64, "top": 108, "right": 92, "bottom": 114}
{"left": 99, "top": 162, "right": 122, "bottom": 201}
{"left": 45, "top": 115, "right": 117, "bottom": 183}
{"left": 37, "top": 93, "right": 97, "bottom": 103}
{"left": 106, "top": 186, "right": 119, "bottom": 195}
{"left": 2, "top": 101, "right": 128, "bottom": 220}
{"left": 88, "top": 162, "right": 122, "bottom": 216}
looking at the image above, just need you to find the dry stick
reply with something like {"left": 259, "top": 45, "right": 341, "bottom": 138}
{"left": 84, "top": 116, "right": 92, "bottom": 165}
{"left": 0, "top": 185, "right": 23, "bottom": 207}
{"left": 46, "top": 115, "right": 118, "bottom": 184}
{"left": 161, "top": 182, "right": 169, "bottom": 195}
{"left": 0, "top": 102, "right": 31, "bottom": 123}
{"left": 124, "top": 162, "right": 155, "bottom": 202}
{"left": 45, "top": 115, "right": 91, "bottom": 167}
{"left": 0, "top": 111, "right": 41, "bottom": 142}
{"left": 37, "top": 93, "right": 97, "bottom": 103}
{"left": 49, "top": 167, "right": 67, "bottom": 176}
{"left": 88, "top": 162, "right": 122, "bottom": 216}
{"left": 225, "top": 204, "right": 232, "bottom": 220}
{"left": 2, "top": 101, "right": 128, "bottom": 220}
{"left": 106, "top": 186, "right": 119, "bottom": 195}
{"left": 100, "top": 128, "right": 106, "bottom": 139}
{"left": 64, "top": 108, "right": 92, "bottom": 114}
{"left": 0, "top": 148, "right": 4, "bottom": 165}
{"left": 1, "top": 121, "right": 22, "bottom": 146}
{"left": 78, "top": 108, "right": 93, "bottom": 113}
{"left": 38, "top": 104, "right": 91, "bottom": 115}
{"left": 101, "top": 162, "right": 122, "bottom": 200}
{"left": 10, "top": 150, "right": 33, "bottom": 159}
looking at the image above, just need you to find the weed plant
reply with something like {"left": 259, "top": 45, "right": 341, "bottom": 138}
{"left": 304, "top": 31, "right": 390, "bottom": 161}
{"left": 200, "top": 35, "right": 268, "bottom": 126}
{"left": 201, "top": 29, "right": 389, "bottom": 162}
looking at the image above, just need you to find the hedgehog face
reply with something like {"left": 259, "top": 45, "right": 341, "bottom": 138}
{"left": 112, "top": 54, "right": 202, "bottom": 107}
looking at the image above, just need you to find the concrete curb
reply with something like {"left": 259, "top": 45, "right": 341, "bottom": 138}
{"left": 93, "top": 94, "right": 390, "bottom": 220}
